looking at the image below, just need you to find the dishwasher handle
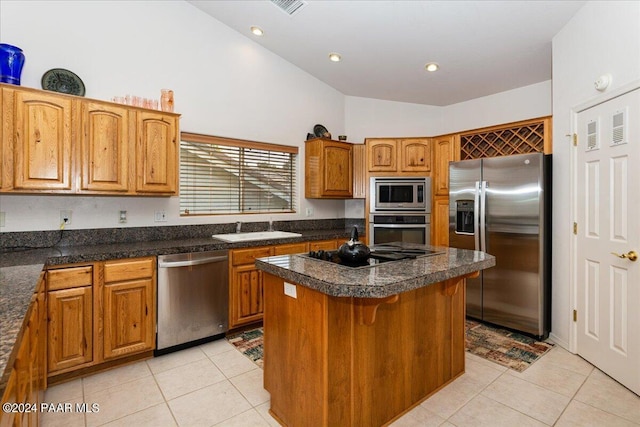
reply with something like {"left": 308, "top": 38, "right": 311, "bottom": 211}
{"left": 158, "top": 255, "right": 228, "bottom": 268}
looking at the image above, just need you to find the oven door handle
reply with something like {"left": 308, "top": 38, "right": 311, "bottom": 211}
{"left": 158, "top": 255, "right": 228, "bottom": 268}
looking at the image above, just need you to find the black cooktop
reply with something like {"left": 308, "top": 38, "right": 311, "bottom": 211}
{"left": 303, "top": 244, "right": 443, "bottom": 269}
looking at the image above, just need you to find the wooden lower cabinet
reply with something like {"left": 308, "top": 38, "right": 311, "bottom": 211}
{"left": 103, "top": 279, "right": 154, "bottom": 360}
{"left": 229, "top": 239, "right": 344, "bottom": 329}
{"left": 48, "top": 285, "right": 93, "bottom": 373}
{"left": 102, "top": 258, "right": 155, "bottom": 360}
{"left": 1, "top": 274, "right": 47, "bottom": 427}
{"left": 46, "top": 257, "right": 156, "bottom": 380}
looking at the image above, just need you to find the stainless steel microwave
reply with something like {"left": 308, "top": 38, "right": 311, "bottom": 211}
{"left": 370, "top": 177, "right": 431, "bottom": 212}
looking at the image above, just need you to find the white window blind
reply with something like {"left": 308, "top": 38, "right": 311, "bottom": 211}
{"left": 180, "top": 133, "right": 298, "bottom": 215}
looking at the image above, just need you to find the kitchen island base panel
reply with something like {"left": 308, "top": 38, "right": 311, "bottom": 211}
{"left": 263, "top": 273, "right": 467, "bottom": 427}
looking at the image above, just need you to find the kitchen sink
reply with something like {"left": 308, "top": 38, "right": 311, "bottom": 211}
{"left": 211, "top": 231, "right": 302, "bottom": 242}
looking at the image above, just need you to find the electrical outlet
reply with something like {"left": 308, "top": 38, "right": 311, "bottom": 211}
{"left": 119, "top": 210, "right": 127, "bottom": 223}
{"left": 60, "top": 210, "right": 72, "bottom": 226}
{"left": 305, "top": 207, "right": 314, "bottom": 217}
{"left": 154, "top": 210, "right": 167, "bottom": 222}
{"left": 0, "top": 212, "right": 5, "bottom": 227}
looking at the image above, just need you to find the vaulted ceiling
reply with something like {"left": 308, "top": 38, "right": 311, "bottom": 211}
{"left": 188, "top": 0, "right": 586, "bottom": 106}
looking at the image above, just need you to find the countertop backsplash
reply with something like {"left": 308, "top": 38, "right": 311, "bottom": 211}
{"left": 0, "top": 218, "right": 365, "bottom": 251}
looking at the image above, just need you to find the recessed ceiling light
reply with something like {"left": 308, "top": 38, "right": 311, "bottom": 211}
{"left": 425, "top": 62, "right": 439, "bottom": 72}
{"left": 329, "top": 53, "right": 341, "bottom": 62}
{"left": 250, "top": 26, "right": 264, "bottom": 36}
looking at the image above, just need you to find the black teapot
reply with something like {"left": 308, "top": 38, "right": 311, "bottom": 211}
{"left": 337, "top": 226, "right": 370, "bottom": 264}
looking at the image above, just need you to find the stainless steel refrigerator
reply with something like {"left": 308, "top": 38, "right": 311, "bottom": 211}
{"left": 449, "top": 152, "right": 551, "bottom": 338}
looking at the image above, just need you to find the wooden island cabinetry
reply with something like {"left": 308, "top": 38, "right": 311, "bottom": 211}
{"left": 366, "top": 138, "right": 431, "bottom": 173}
{"left": 45, "top": 257, "right": 156, "bottom": 381}
{"left": 257, "top": 247, "right": 495, "bottom": 426}
{"left": 305, "top": 138, "right": 353, "bottom": 198}
{"left": 0, "top": 83, "right": 179, "bottom": 196}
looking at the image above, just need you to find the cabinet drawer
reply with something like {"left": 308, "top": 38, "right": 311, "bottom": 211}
{"left": 232, "top": 247, "right": 271, "bottom": 266}
{"left": 104, "top": 258, "right": 154, "bottom": 283}
{"left": 47, "top": 266, "right": 93, "bottom": 291}
{"left": 273, "top": 243, "right": 308, "bottom": 256}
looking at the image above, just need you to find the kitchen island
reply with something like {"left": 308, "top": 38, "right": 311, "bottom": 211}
{"left": 255, "top": 246, "right": 495, "bottom": 427}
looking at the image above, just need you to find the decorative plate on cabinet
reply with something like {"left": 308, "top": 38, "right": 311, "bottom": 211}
{"left": 41, "top": 68, "right": 86, "bottom": 96}
{"left": 313, "top": 124, "right": 331, "bottom": 138}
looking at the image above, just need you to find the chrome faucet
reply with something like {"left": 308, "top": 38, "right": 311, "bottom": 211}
{"left": 268, "top": 219, "right": 274, "bottom": 232}
{"left": 236, "top": 221, "right": 242, "bottom": 233}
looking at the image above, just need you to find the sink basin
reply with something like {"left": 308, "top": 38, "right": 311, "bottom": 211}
{"left": 211, "top": 231, "right": 302, "bottom": 243}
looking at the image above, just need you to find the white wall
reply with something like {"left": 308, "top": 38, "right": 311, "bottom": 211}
{"left": 551, "top": 1, "right": 640, "bottom": 349}
{"left": 0, "top": 0, "right": 346, "bottom": 232}
{"left": 439, "top": 81, "right": 552, "bottom": 135}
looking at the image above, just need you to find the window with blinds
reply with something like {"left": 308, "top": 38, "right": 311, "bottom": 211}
{"left": 180, "top": 133, "right": 298, "bottom": 215}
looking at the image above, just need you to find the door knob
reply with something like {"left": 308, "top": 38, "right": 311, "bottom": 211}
{"left": 611, "top": 251, "right": 638, "bottom": 262}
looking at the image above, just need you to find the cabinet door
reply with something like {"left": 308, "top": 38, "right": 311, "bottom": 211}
{"left": 230, "top": 264, "right": 264, "bottom": 328}
{"left": 80, "top": 101, "right": 131, "bottom": 192}
{"left": 400, "top": 139, "right": 431, "bottom": 172}
{"left": 322, "top": 142, "right": 352, "bottom": 197}
{"left": 367, "top": 139, "right": 397, "bottom": 172}
{"left": 103, "top": 279, "right": 154, "bottom": 359}
{"left": 136, "top": 111, "right": 178, "bottom": 194}
{"left": 432, "top": 196, "right": 450, "bottom": 247}
{"left": 433, "top": 135, "right": 458, "bottom": 196}
{"left": 48, "top": 286, "right": 93, "bottom": 373}
{"left": 13, "top": 90, "right": 72, "bottom": 191}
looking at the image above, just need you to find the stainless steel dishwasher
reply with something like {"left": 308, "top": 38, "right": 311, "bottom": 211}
{"left": 156, "top": 250, "right": 229, "bottom": 354}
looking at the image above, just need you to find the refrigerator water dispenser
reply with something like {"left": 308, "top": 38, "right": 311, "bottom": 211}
{"left": 455, "top": 200, "right": 475, "bottom": 234}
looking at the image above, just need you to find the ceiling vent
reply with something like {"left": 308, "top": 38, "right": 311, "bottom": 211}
{"left": 270, "top": 0, "right": 306, "bottom": 16}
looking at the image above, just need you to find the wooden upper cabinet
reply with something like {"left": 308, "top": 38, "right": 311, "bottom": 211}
{"left": 305, "top": 138, "right": 353, "bottom": 198}
{"left": 366, "top": 138, "right": 431, "bottom": 173}
{"left": 136, "top": 111, "right": 178, "bottom": 194}
{"left": 12, "top": 89, "right": 72, "bottom": 191}
{"left": 433, "top": 135, "right": 459, "bottom": 196}
{"left": 0, "top": 84, "right": 180, "bottom": 196}
{"left": 80, "top": 101, "right": 132, "bottom": 192}
{"left": 400, "top": 139, "right": 431, "bottom": 172}
{"left": 367, "top": 139, "right": 397, "bottom": 172}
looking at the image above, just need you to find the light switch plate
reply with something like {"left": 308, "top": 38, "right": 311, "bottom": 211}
{"left": 284, "top": 282, "right": 297, "bottom": 298}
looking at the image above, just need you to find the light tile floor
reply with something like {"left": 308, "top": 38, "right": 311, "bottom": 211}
{"left": 41, "top": 339, "right": 640, "bottom": 427}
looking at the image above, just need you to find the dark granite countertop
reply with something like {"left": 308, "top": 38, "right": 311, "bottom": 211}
{"left": 0, "top": 228, "right": 352, "bottom": 393}
{"left": 255, "top": 246, "right": 495, "bottom": 298}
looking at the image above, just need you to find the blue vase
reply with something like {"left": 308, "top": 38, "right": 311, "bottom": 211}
{"left": 0, "top": 43, "right": 25, "bottom": 85}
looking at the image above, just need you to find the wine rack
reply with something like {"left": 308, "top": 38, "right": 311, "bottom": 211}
{"left": 460, "top": 117, "right": 551, "bottom": 160}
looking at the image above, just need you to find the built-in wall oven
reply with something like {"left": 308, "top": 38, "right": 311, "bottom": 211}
{"left": 369, "top": 177, "right": 431, "bottom": 246}
{"left": 369, "top": 213, "right": 430, "bottom": 245}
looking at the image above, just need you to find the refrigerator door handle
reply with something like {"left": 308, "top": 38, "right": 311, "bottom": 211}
{"left": 480, "top": 181, "right": 488, "bottom": 252}
{"left": 474, "top": 181, "right": 481, "bottom": 251}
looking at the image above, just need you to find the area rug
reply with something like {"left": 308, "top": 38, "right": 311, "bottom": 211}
{"left": 465, "top": 319, "right": 554, "bottom": 372}
{"left": 226, "top": 328, "right": 264, "bottom": 368}
{"left": 227, "top": 321, "right": 554, "bottom": 372}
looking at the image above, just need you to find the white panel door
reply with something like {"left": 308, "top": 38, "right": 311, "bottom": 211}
{"left": 576, "top": 88, "right": 640, "bottom": 395}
